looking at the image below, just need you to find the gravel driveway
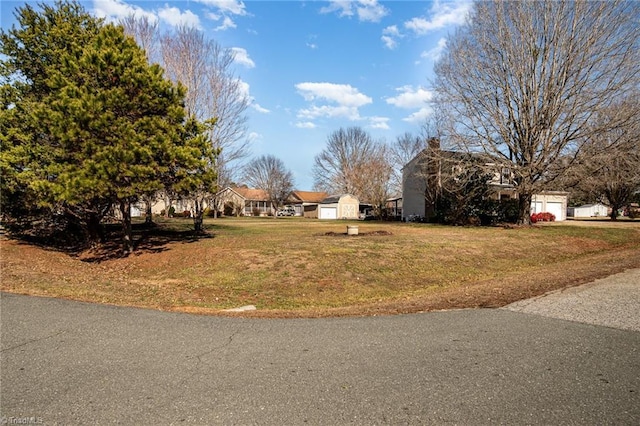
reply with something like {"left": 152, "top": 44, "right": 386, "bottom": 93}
{"left": 503, "top": 268, "right": 640, "bottom": 331}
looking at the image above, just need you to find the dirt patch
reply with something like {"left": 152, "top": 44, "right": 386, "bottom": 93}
{"left": 322, "top": 230, "right": 393, "bottom": 237}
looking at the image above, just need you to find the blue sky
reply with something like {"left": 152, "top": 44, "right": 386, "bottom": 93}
{"left": 1, "top": 0, "right": 473, "bottom": 190}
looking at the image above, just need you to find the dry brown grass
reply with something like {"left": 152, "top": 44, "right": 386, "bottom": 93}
{"left": 2, "top": 217, "right": 639, "bottom": 317}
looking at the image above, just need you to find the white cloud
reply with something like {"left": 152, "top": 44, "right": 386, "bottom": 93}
{"left": 386, "top": 86, "right": 434, "bottom": 124}
{"left": 236, "top": 80, "right": 269, "bottom": 114}
{"left": 296, "top": 82, "right": 372, "bottom": 108}
{"left": 405, "top": 0, "right": 472, "bottom": 35}
{"left": 295, "top": 82, "right": 374, "bottom": 126}
{"left": 381, "top": 25, "right": 402, "bottom": 50}
{"left": 355, "top": 0, "right": 388, "bottom": 22}
{"left": 92, "top": 0, "right": 157, "bottom": 23}
{"left": 195, "top": 0, "right": 247, "bottom": 16}
{"left": 421, "top": 37, "right": 447, "bottom": 61}
{"left": 320, "top": 0, "right": 388, "bottom": 23}
{"left": 369, "top": 116, "right": 390, "bottom": 130}
{"left": 295, "top": 122, "right": 317, "bottom": 129}
{"left": 231, "top": 47, "right": 255, "bottom": 68}
{"left": 320, "top": 1, "right": 355, "bottom": 18}
{"left": 385, "top": 85, "right": 433, "bottom": 109}
{"left": 158, "top": 6, "right": 201, "bottom": 29}
{"left": 214, "top": 16, "right": 237, "bottom": 31}
{"left": 252, "top": 103, "right": 270, "bottom": 114}
{"left": 93, "top": 1, "right": 202, "bottom": 28}
{"left": 298, "top": 105, "right": 361, "bottom": 121}
{"left": 403, "top": 107, "right": 433, "bottom": 124}
{"left": 197, "top": 0, "right": 246, "bottom": 31}
{"left": 248, "top": 132, "right": 261, "bottom": 142}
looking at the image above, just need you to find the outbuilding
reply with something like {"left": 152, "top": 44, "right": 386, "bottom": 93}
{"left": 567, "top": 203, "right": 609, "bottom": 218}
{"left": 317, "top": 194, "right": 360, "bottom": 220}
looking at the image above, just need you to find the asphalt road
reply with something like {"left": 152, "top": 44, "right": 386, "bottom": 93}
{"left": 1, "top": 270, "right": 639, "bottom": 425}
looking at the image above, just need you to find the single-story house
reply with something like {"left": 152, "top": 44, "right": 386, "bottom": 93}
{"left": 304, "top": 194, "right": 360, "bottom": 219}
{"left": 215, "top": 186, "right": 275, "bottom": 216}
{"left": 287, "top": 191, "right": 328, "bottom": 217}
{"left": 567, "top": 203, "right": 609, "bottom": 218}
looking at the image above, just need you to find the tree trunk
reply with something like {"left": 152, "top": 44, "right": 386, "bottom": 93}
{"left": 193, "top": 198, "right": 204, "bottom": 234}
{"left": 212, "top": 194, "right": 219, "bottom": 219}
{"left": 517, "top": 193, "right": 532, "bottom": 225}
{"left": 86, "top": 212, "right": 104, "bottom": 246}
{"left": 145, "top": 196, "right": 153, "bottom": 225}
{"left": 120, "top": 199, "right": 133, "bottom": 255}
{"left": 610, "top": 204, "right": 620, "bottom": 220}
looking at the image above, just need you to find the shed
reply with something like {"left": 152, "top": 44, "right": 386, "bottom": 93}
{"left": 567, "top": 203, "right": 609, "bottom": 218}
{"left": 288, "top": 190, "right": 328, "bottom": 217}
{"left": 318, "top": 194, "right": 360, "bottom": 220}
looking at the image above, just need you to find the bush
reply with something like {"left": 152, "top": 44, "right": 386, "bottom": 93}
{"left": 531, "top": 212, "right": 555, "bottom": 223}
{"left": 168, "top": 206, "right": 175, "bottom": 217}
{"left": 223, "top": 202, "right": 235, "bottom": 217}
{"left": 252, "top": 207, "right": 261, "bottom": 217}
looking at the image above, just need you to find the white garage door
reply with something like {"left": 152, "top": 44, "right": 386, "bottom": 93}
{"left": 319, "top": 207, "right": 337, "bottom": 220}
{"left": 546, "top": 202, "right": 563, "bottom": 221}
{"left": 531, "top": 201, "right": 543, "bottom": 214}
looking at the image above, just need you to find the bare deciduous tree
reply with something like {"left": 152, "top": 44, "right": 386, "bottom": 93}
{"left": 152, "top": 24, "right": 251, "bottom": 218}
{"left": 244, "top": 155, "right": 295, "bottom": 215}
{"left": 433, "top": 0, "right": 640, "bottom": 224}
{"left": 571, "top": 98, "right": 640, "bottom": 219}
{"left": 313, "top": 127, "right": 391, "bottom": 214}
{"left": 389, "top": 132, "right": 424, "bottom": 196}
{"left": 359, "top": 143, "right": 393, "bottom": 219}
{"left": 120, "top": 14, "right": 158, "bottom": 62}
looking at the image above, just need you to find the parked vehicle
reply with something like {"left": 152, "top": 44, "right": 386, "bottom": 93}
{"left": 277, "top": 207, "right": 295, "bottom": 216}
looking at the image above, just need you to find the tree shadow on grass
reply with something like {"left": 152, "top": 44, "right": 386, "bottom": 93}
{"left": 78, "top": 222, "right": 215, "bottom": 262}
{"left": 5, "top": 221, "right": 215, "bottom": 263}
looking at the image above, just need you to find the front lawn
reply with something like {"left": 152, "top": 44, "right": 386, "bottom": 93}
{"left": 2, "top": 218, "right": 639, "bottom": 317}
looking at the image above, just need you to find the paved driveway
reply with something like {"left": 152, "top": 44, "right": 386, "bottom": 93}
{"left": 503, "top": 268, "right": 640, "bottom": 331}
{"left": 1, "top": 270, "right": 639, "bottom": 425}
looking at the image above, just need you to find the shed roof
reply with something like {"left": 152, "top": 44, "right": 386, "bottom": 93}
{"left": 289, "top": 191, "right": 328, "bottom": 203}
{"left": 321, "top": 194, "right": 358, "bottom": 204}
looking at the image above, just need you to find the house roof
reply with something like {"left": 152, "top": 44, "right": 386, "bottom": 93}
{"left": 289, "top": 191, "right": 328, "bottom": 203}
{"left": 404, "top": 147, "right": 501, "bottom": 171}
{"left": 217, "top": 186, "right": 270, "bottom": 201}
{"left": 234, "top": 187, "right": 270, "bottom": 201}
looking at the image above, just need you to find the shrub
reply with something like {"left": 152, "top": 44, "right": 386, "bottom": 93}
{"left": 223, "top": 202, "right": 235, "bottom": 216}
{"left": 531, "top": 212, "right": 555, "bottom": 223}
{"left": 168, "top": 206, "right": 175, "bottom": 217}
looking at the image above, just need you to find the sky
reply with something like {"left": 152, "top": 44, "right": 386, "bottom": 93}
{"left": 1, "top": 0, "right": 473, "bottom": 190}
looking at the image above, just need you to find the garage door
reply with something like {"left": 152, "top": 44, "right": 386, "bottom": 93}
{"left": 531, "top": 201, "right": 543, "bottom": 214}
{"left": 546, "top": 202, "right": 563, "bottom": 221}
{"left": 319, "top": 207, "right": 337, "bottom": 220}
